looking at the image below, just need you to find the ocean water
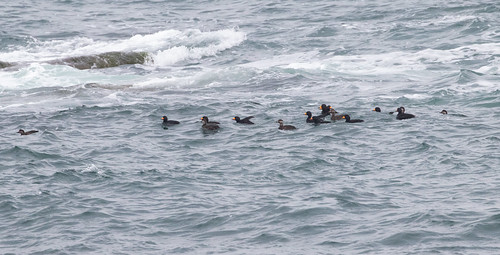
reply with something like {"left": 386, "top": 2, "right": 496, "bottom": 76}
{"left": 1, "top": 0, "right": 499, "bottom": 254}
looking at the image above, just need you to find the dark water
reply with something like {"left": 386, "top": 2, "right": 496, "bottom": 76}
{"left": 1, "top": 0, "right": 499, "bottom": 254}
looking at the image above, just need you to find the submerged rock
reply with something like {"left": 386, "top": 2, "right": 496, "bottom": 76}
{"left": 49, "top": 51, "right": 151, "bottom": 70}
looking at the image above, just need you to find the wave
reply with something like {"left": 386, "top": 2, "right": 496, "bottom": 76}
{"left": 0, "top": 28, "right": 246, "bottom": 67}
{"left": 151, "top": 29, "right": 246, "bottom": 66}
{"left": 240, "top": 42, "right": 500, "bottom": 81}
{"left": 0, "top": 28, "right": 246, "bottom": 90}
{"left": 1, "top": 27, "right": 496, "bottom": 95}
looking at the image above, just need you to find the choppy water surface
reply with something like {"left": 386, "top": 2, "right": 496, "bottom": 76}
{"left": 1, "top": 0, "right": 499, "bottom": 254}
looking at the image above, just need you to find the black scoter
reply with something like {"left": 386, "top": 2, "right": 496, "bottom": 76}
{"left": 330, "top": 108, "right": 343, "bottom": 121}
{"left": 233, "top": 116, "right": 254, "bottom": 124}
{"left": 17, "top": 129, "right": 38, "bottom": 135}
{"left": 440, "top": 110, "right": 448, "bottom": 114}
{"left": 277, "top": 119, "right": 296, "bottom": 130}
{"left": 305, "top": 111, "right": 330, "bottom": 124}
{"left": 162, "top": 116, "right": 180, "bottom": 128}
{"left": 342, "top": 115, "right": 364, "bottom": 123}
{"left": 201, "top": 116, "right": 220, "bottom": 124}
{"left": 319, "top": 104, "right": 332, "bottom": 117}
{"left": 396, "top": 107, "right": 415, "bottom": 120}
{"left": 201, "top": 116, "right": 220, "bottom": 130}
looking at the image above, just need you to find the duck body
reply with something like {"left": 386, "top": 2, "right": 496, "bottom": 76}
{"left": 201, "top": 116, "right": 220, "bottom": 130}
{"left": 233, "top": 116, "right": 254, "bottom": 124}
{"left": 396, "top": 107, "right": 415, "bottom": 120}
{"left": 342, "top": 115, "right": 364, "bottom": 123}
{"left": 305, "top": 111, "right": 330, "bottom": 124}
{"left": 440, "top": 110, "right": 448, "bottom": 115}
{"left": 330, "top": 109, "right": 343, "bottom": 121}
{"left": 17, "top": 129, "right": 38, "bottom": 135}
{"left": 201, "top": 116, "right": 220, "bottom": 124}
{"left": 162, "top": 116, "right": 180, "bottom": 128}
{"left": 319, "top": 104, "right": 332, "bottom": 117}
{"left": 277, "top": 119, "right": 296, "bottom": 130}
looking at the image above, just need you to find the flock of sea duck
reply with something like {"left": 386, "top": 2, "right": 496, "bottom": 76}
{"left": 157, "top": 104, "right": 445, "bottom": 132}
{"left": 16, "top": 105, "right": 448, "bottom": 135}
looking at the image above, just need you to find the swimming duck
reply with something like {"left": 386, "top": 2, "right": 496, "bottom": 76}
{"left": 305, "top": 111, "right": 330, "bottom": 124}
{"left": 201, "top": 116, "right": 220, "bottom": 130}
{"left": 396, "top": 107, "right": 415, "bottom": 120}
{"left": 318, "top": 104, "right": 332, "bottom": 117}
{"left": 440, "top": 110, "right": 448, "bottom": 114}
{"left": 17, "top": 129, "right": 38, "bottom": 135}
{"left": 342, "top": 115, "right": 364, "bottom": 123}
{"left": 162, "top": 116, "right": 180, "bottom": 129}
{"left": 330, "top": 108, "right": 343, "bottom": 121}
{"left": 233, "top": 116, "right": 254, "bottom": 124}
{"left": 277, "top": 119, "right": 296, "bottom": 130}
{"left": 374, "top": 107, "right": 396, "bottom": 114}
{"left": 200, "top": 116, "right": 220, "bottom": 124}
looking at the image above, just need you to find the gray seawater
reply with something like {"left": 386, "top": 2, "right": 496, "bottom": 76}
{"left": 1, "top": 0, "right": 500, "bottom": 254}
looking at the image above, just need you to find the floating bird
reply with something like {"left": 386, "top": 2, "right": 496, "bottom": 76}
{"left": 277, "top": 119, "right": 296, "bottom": 130}
{"left": 440, "top": 110, "right": 448, "bottom": 114}
{"left": 305, "top": 111, "right": 330, "bottom": 124}
{"left": 318, "top": 104, "right": 332, "bottom": 117}
{"left": 162, "top": 116, "right": 180, "bottom": 129}
{"left": 373, "top": 107, "right": 395, "bottom": 114}
{"left": 342, "top": 115, "right": 364, "bottom": 123}
{"left": 330, "top": 108, "right": 343, "bottom": 121}
{"left": 201, "top": 116, "right": 220, "bottom": 130}
{"left": 233, "top": 116, "right": 254, "bottom": 124}
{"left": 396, "top": 107, "right": 415, "bottom": 120}
{"left": 200, "top": 116, "right": 220, "bottom": 124}
{"left": 17, "top": 129, "right": 38, "bottom": 135}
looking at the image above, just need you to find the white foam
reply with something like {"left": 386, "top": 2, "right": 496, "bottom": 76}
{"left": 0, "top": 28, "right": 246, "bottom": 65}
{"left": 240, "top": 52, "right": 320, "bottom": 69}
{"left": 285, "top": 62, "right": 326, "bottom": 70}
{"left": 0, "top": 63, "right": 140, "bottom": 90}
{"left": 132, "top": 76, "right": 195, "bottom": 90}
{"left": 151, "top": 29, "right": 246, "bottom": 66}
{"left": 240, "top": 42, "right": 500, "bottom": 79}
{"left": 132, "top": 68, "right": 217, "bottom": 90}
{"left": 0, "top": 28, "right": 246, "bottom": 90}
{"left": 340, "top": 14, "right": 480, "bottom": 34}
{"left": 402, "top": 93, "right": 433, "bottom": 100}
{"left": 413, "top": 15, "right": 480, "bottom": 28}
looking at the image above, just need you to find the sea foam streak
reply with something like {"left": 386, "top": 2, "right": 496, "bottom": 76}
{"left": 242, "top": 43, "right": 500, "bottom": 77}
